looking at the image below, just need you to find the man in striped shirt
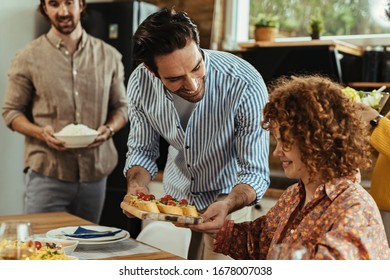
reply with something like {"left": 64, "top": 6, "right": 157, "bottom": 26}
{"left": 123, "top": 8, "right": 270, "bottom": 259}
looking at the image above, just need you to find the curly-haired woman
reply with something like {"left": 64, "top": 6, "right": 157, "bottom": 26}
{"left": 211, "top": 75, "right": 389, "bottom": 259}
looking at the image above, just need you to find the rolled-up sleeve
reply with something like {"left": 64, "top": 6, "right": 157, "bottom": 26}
{"left": 2, "top": 51, "right": 34, "bottom": 129}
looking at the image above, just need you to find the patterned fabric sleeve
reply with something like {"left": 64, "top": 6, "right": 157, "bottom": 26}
{"left": 213, "top": 215, "right": 270, "bottom": 259}
{"left": 313, "top": 199, "right": 390, "bottom": 260}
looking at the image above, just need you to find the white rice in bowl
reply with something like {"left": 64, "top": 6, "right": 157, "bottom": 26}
{"left": 56, "top": 123, "right": 97, "bottom": 136}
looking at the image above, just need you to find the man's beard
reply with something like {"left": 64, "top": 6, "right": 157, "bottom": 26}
{"left": 53, "top": 16, "right": 77, "bottom": 35}
{"left": 173, "top": 76, "right": 206, "bottom": 103}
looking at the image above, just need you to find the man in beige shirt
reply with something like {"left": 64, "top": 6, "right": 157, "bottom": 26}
{"left": 2, "top": 0, "right": 128, "bottom": 223}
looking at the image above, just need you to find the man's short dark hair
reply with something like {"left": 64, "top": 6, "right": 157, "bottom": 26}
{"left": 38, "top": 0, "right": 87, "bottom": 20}
{"left": 133, "top": 8, "right": 200, "bottom": 75}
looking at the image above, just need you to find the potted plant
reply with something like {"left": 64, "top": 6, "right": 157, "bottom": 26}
{"left": 308, "top": 8, "right": 325, "bottom": 40}
{"left": 254, "top": 13, "right": 279, "bottom": 42}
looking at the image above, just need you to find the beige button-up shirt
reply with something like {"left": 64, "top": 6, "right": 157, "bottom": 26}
{"left": 2, "top": 30, "right": 128, "bottom": 182}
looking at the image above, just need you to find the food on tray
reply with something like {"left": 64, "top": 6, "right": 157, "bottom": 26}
{"left": 56, "top": 123, "right": 97, "bottom": 136}
{"left": 0, "top": 239, "right": 73, "bottom": 260}
{"left": 124, "top": 193, "right": 198, "bottom": 217}
{"left": 157, "top": 195, "right": 198, "bottom": 217}
{"left": 157, "top": 194, "right": 184, "bottom": 216}
{"left": 129, "top": 193, "right": 160, "bottom": 213}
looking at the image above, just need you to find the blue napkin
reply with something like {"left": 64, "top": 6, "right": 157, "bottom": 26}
{"left": 64, "top": 226, "right": 122, "bottom": 239}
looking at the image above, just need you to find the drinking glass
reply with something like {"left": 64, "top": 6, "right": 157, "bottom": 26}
{"left": 0, "top": 220, "right": 36, "bottom": 260}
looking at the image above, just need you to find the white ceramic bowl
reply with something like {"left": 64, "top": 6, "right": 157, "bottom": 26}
{"left": 36, "top": 238, "right": 79, "bottom": 255}
{"left": 54, "top": 132, "right": 98, "bottom": 148}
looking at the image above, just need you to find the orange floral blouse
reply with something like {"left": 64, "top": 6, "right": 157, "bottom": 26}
{"left": 213, "top": 175, "right": 390, "bottom": 259}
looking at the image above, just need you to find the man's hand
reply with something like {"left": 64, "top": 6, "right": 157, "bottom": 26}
{"left": 88, "top": 125, "right": 111, "bottom": 149}
{"left": 122, "top": 166, "right": 152, "bottom": 219}
{"left": 43, "top": 125, "right": 67, "bottom": 151}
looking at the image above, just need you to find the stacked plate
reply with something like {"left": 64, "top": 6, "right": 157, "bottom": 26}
{"left": 46, "top": 225, "right": 130, "bottom": 245}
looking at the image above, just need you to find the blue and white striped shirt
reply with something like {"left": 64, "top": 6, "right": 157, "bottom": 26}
{"left": 124, "top": 49, "right": 270, "bottom": 210}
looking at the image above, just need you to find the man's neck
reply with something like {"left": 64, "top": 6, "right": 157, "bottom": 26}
{"left": 50, "top": 23, "right": 83, "bottom": 55}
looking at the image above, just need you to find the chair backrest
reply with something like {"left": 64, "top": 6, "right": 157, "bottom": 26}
{"left": 136, "top": 221, "right": 192, "bottom": 259}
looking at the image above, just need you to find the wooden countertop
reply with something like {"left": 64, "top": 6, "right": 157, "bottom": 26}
{"left": 0, "top": 212, "right": 184, "bottom": 260}
{"left": 238, "top": 39, "right": 364, "bottom": 57}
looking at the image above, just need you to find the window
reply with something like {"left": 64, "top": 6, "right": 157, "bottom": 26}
{"left": 249, "top": 0, "right": 390, "bottom": 39}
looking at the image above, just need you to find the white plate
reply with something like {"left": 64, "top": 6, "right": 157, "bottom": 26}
{"left": 46, "top": 226, "right": 130, "bottom": 245}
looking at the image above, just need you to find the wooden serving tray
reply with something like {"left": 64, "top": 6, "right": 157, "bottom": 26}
{"left": 120, "top": 202, "right": 203, "bottom": 224}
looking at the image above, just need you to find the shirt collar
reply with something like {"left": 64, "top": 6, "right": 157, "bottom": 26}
{"left": 202, "top": 48, "right": 209, "bottom": 74}
{"left": 46, "top": 29, "right": 88, "bottom": 51}
{"left": 324, "top": 173, "right": 360, "bottom": 200}
{"left": 298, "top": 172, "right": 360, "bottom": 202}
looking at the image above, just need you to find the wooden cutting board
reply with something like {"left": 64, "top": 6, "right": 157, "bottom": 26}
{"left": 120, "top": 202, "right": 203, "bottom": 224}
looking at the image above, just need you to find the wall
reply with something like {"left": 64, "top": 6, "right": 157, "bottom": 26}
{"left": 0, "top": 0, "right": 39, "bottom": 215}
{"left": 0, "top": 0, "right": 120, "bottom": 216}
{"left": 144, "top": 0, "right": 215, "bottom": 49}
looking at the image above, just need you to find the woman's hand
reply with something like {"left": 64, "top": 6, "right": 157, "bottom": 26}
{"left": 189, "top": 200, "right": 230, "bottom": 235}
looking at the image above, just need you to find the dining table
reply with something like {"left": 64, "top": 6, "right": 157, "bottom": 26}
{"left": 0, "top": 211, "right": 184, "bottom": 260}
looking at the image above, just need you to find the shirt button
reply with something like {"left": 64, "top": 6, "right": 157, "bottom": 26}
{"left": 75, "top": 91, "right": 79, "bottom": 96}
{"left": 290, "top": 229, "right": 294, "bottom": 234}
{"left": 186, "top": 146, "right": 190, "bottom": 149}
{"left": 73, "top": 70, "right": 77, "bottom": 76}
{"left": 187, "top": 164, "right": 190, "bottom": 167}
{"left": 65, "top": 50, "right": 69, "bottom": 55}
{"left": 76, "top": 112, "right": 80, "bottom": 117}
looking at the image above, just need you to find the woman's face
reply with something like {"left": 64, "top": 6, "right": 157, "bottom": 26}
{"left": 272, "top": 127, "right": 310, "bottom": 183}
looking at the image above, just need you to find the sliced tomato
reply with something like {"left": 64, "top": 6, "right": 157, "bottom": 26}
{"left": 26, "top": 240, "right": 33, "bottom": 248}
{"left": 137, "top": 192, "right": 145, "bottom": 199}
{"left": 161, "top": 194, "right": 173, "bottom": 201}
{"left": 160, "top": 195, "right": 172, "bottom": 202}
{"left": 179, "top": 199, "right": 189, "bottom": 205}
{"left": 167, "top": 200, "right": 177, "bottom": 206}
{"left": 148, "top": 194, "right": 156, "bottom": 200}
{"left": 34, "top": 241, "right": 42, "bottom": 250}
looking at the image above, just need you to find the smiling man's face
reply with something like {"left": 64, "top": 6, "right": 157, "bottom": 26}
{"left": 154, "top": 40, "right": 206, "bottom": 103}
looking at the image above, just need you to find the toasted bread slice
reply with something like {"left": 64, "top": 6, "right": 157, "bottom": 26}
{"left": 135, "top": 200, "right": 160, "bottom": 213}
{"left": 124, "top": 194, "right": 138, "bottom": 207}
{"left": 125, "top": 193, "right": 160, "bottom": 213}
{"left": 181, "top": 205, "right": 198, "bottom": 217}
{"left": 157, "top": 202, "right": 183, "bottom": 216}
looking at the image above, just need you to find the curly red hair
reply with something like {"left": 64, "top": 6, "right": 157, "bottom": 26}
{"left": 262, "top": 75, "right": 372, "bottom": 183}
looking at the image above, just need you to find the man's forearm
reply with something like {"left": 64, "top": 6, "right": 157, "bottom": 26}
{"left": 11, "top": 115, "right": 45, "bottom": 141}
{"left": 126, "top": 165, "right": 152, "bottom": 194}
{"left": 224, "top": 183, "right": 257, "bottom": 213}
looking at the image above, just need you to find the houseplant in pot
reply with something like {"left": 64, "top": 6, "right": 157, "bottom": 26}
{"left": 308, "top": 8, "right": 325, "bottom": 40}
{"left": 254, "top": 13, "right": 279, "bottom": 42}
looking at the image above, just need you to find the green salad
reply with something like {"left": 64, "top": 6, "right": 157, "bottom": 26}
{"left": 342, "top": 86, "right": 382, "bottom": 110}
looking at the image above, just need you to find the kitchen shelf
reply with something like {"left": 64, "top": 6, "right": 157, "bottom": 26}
{"left": 348, "top": 82, "right": 390, "bottom": 88}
